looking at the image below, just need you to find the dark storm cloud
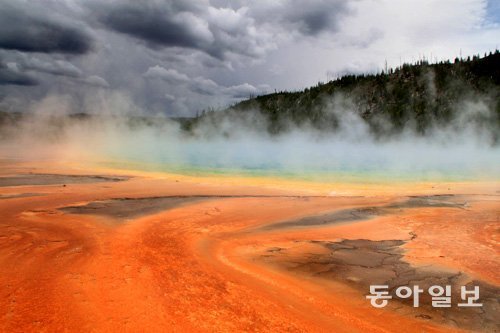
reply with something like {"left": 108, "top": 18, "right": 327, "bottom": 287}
{"left": 240, "top": 0, "right": 352, "bottom": 37}
{"left": 283, "top": 0, "right": 351, "bottom": 35}
{"left": 97, "top": 5, "right": 206, "bottom": 50}
{"left": 92, "top": 0, "right": 352, "bottom": 61}
{"left": 89, "top": 0, "right": 274, "bottom": 60}
{"left": 0, "top": 62, "right": 38, "bottom": 86}
{"left": 92, "top": 1, "right": 218, "bottom": 57}
{"left": 0, "top": 1, "right": 93, "bottom": 54}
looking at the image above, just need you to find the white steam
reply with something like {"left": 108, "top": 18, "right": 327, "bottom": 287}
{"left": 0, "top": 91, "right": 498, "bottom": 182}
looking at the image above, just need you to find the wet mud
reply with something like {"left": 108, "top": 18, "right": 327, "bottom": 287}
{"left": 60, "top": 196, "right": 213, "bottom": 219}
{"left": 262, "top": 238, "right": 500, "bottom": 332}
{"left": 0, "top": 174, "right": 129, "bottom": 187}
{"left": 262, "top": 195, "right": 469, "bottom": 231}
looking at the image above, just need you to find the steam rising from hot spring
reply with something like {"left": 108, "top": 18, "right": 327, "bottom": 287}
{"left": 0, "top": 93, "right": 498, "bottom": 181}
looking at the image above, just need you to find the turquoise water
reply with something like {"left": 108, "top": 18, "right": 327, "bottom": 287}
{"left": 96, "top": 136, "right": 500, "bottom": 183}
{"left": 99, "top": 158, "right": 498, "bottom": 184}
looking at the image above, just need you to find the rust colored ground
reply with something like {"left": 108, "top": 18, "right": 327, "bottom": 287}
{"left": 0, "top": 160, "right": 498, "bottom": 332}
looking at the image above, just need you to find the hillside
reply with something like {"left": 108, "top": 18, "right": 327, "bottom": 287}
{"left": 1, "top": 52, "right": 499, "bottom": 142}
{"left": 188, "top": 51, "right": 500, "bottom": 138}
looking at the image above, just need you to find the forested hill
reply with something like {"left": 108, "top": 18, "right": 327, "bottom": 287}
{"left": 188, "top": 51, "right": 500, "bottom": 137}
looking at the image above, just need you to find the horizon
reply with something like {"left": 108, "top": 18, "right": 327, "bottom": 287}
{"left": 2, "top": 49, "right": 497, "bottom": 117}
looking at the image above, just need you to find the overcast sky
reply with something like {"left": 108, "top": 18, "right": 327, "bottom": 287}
{"left": 0, "top": 0, "right": 499, "bottom": 116}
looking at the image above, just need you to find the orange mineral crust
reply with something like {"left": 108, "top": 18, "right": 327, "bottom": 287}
{"left": 0, "top": 161, "right": 498, "bottom": 332}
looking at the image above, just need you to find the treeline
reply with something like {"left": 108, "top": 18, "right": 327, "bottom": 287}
{"left": 186, "top": 51, "right": 500, "bottom": 137}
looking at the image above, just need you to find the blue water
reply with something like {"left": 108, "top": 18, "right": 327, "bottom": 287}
{"left": 97, "top": 135, "right": 500, "bottom": 183}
